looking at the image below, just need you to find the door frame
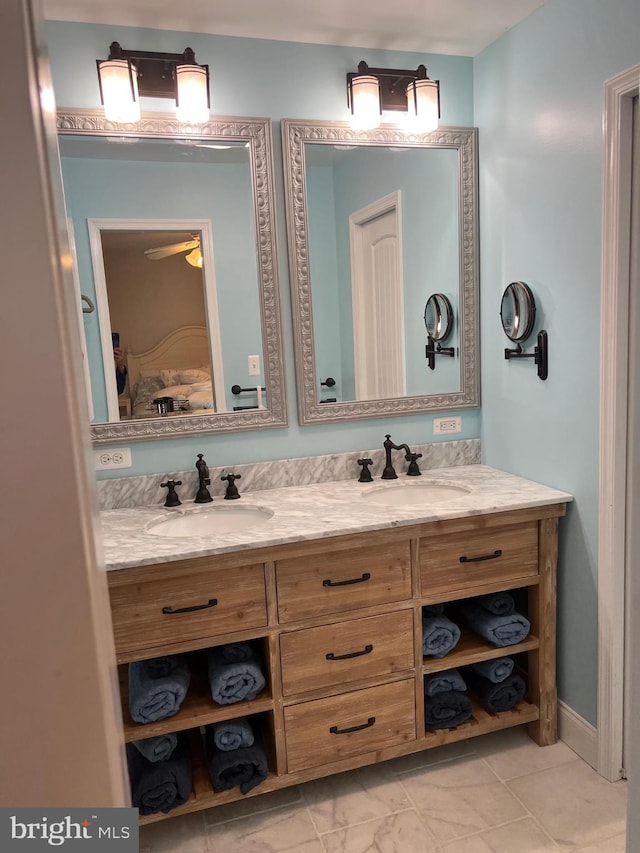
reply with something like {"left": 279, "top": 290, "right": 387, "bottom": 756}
{"left": 598, "top": 63, "right": 639, "bottom": 782}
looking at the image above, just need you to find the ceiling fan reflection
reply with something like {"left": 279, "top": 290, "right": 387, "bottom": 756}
{"left": 144, "top": 235, "right": 203, "bottom": 268}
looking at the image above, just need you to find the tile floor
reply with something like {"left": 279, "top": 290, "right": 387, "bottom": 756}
{"left": 139, "top": 728, "right": 627, "bottom": 852}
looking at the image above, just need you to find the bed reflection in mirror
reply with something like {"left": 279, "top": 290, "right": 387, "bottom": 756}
{"left": 94, "top": 226, "right": 226, "bottom": 421}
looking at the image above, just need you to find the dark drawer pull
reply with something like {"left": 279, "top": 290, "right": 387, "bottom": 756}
{"left": 326, "top": 644, "right": 373, "bottom": 661}
{"left": 459, "top": 549, "right": 502, "bottom": 564}
{"left": 323, "top": 572, "right": 371, "bottom": 588}
{"left": 330, "top": 716, "right": 376, "bottom": 735}
{"left": 162, "top": 598, "right": 218, "bottom": 615}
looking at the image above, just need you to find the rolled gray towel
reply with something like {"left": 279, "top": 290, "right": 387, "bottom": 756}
{"left": 466, "top": 671, "right": 526, "bottom": 713}
{"left": 424, "top": 690, "right": 473, "bottom": 730}
{"left": 457, "top": 600, "right": 530, "bottom": 647}
{"left": 211, "top": 717, "right": 254, "bottom": 752}
{"left": 424, "top": 668, "right": 467, "bottom": 697}
{"left": 216, "top": 643, "right": 255, "bottom": 664}
{"left": 473, "top": 592, "right": 515, "bottom": 616}
{"left": 422, "top": 615, "right": 461, "bottom": 658}
{"left": 129, "top": 655, "right": 191, "bottom": 724}
{"left": 205, "top": 727, "right": 269, "bottom": 795}
{"left": 469, "top": 657, "right": 515, "bottom": 683}
{"left": 208, "top": 644, "right": 266, "bottom": 705}
{"left": 132, "top": 733, "right": 178, "bottom": 763}
{"left": 126, "top": 735, "right": 191, "bottom": 815}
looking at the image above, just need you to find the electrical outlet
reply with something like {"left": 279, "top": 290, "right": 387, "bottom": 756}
{"left": 433, "top": 416, "right": 462, "bottom": 435}
{"left": 94, "top": 448, "right": 132, "bottom": 470}
{"left": 247, "top": 355, "right": 260, "bottom": 376}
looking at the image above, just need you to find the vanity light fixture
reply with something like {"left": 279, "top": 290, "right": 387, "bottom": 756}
{"left": 347, "top": 61, "right": 440, "bottom": 132}
{"left": 97, "top": 42, "right": 210, "bottom": 124}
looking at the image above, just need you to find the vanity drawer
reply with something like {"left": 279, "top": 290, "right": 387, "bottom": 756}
{"left": 275, "top": 542, "right": 411, "bottom": 623}
{"left": 420, "top": 522, "right": 538, "bottom": 597}
{"left": 108, "top": 561, "right": 267, "bottom": 657}
{"left": 284, "top": 679, "right": 416, "bottom": 773}
{"left": 279, "top": 610, "right": 414, "bottom": 697}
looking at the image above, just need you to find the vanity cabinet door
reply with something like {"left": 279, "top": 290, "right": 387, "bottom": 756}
{"left": 419, "top": 522, "right": 538, "bottom": 598}
{"left": 279, "top": 610, "right": 414, "bottom": 697}
{"left": 284, "top": 679, "right": 416, "bottom": 773}
{"left": 108, "top": 560, "right": 267, "bottom": 658}
{"left": 275, "top": 542, "right": 411, "bottom": 622}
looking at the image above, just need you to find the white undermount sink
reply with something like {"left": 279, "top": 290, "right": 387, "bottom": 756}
{"left": 362, "top": 481, "right": 471, "bottom": 508}
{"left": 146, "top": 504, "right": 274, "bottom": 538}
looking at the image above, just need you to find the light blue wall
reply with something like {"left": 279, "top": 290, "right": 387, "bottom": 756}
{"left": 45, "top": 20, "right": 478, "bottom": 478}
{"left": 61, "top": 155, "right": 260, "bottom": 419}
{"left": 475, "top": 0, "right": 640, "bottom": 725}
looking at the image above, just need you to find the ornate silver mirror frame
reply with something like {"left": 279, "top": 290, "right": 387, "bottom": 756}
{"left": 57, "top": 109, "right": 287, "bottom": 444}
{"left": 281, "top": 119, "right": 479, "bottom": 425}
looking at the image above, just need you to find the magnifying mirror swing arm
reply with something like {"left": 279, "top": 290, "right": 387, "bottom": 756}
{"left": 426, "top": 337, "right": 455, "bottom": 371}
{"left": 504, "top": 331, "right": 549, "bottom": 381}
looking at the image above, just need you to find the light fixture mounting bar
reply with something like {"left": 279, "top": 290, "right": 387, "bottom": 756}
{"left": 101, "top": 41, "right": 207, "bottom": 100}
{"left": 347, "top": 60, "right": 429, "bottom": 112}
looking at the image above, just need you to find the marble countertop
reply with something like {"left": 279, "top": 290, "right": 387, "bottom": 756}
{"left": 100, "top": 464, "right": 572, "bottom": 571}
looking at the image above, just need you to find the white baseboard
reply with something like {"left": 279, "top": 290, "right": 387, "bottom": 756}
{"left": 558, "top": 701, "right": 598, "bottom": 771}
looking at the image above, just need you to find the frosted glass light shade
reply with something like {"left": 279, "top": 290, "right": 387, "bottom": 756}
{"left": 349, "top": 75, "right": 381, "bottom": 130}
{"left": 98, "top": 59, "right": 140, "bottom": 123}
{"left": 406, "top": 79, "right": 439, "bottom": 132}
{"left": 185, "top": 247, "right": 203, "bottom": 268}
{"left": 176, "top": 64, "right": 209, "bottom": 123}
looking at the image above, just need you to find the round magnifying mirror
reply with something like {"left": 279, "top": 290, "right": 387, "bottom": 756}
{"left": 500, "top": 281, "right": 536, "bottom": 342}
{"left": 424, "top": 293, "right": 453, "bottom": 342}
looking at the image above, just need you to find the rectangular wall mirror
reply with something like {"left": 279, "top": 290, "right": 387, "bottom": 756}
{"left": 281, "top": 120, "right": 479, "bottom": 425}
{"left": 57, "top": 110, "right": 287, "bottom": 444}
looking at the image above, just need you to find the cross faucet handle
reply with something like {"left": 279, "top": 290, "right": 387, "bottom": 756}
{"left": 406, "top": 452, "right": 422, "bottom": 476}
{"left": 221, "top": 473, "right": 242, "bottom": 500}
{"left": 357, "top": 458, "right": 374, "bottom": 483}
{"left": 160, "top": 479, "right": 182, "bottom": 507}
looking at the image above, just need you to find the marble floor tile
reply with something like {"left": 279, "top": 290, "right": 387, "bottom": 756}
{"left": 320, "top": 810, "right": 439, "bottom": 853}
{"left": 439, "top": 817, "right": 559, "bottom": 852}
{"left": 204, "top": 804, "right": 324, "bottom": 853}
{"left": 139, "top": 811, "right": 209, "bottom": 853}
{"left": 507, "top": 760, "right": 627, "bottom": 849}
{"left": 386, "top": 741, "right": 476, "bottom": 775}
{"left": 576, "top": 833, "right": 626, "bottom": 852}
{"left": 473, "top": 727, "right": 579, "bottom": 780}
{"left": 302, "top": 764, "right": 412, "bottom": 834}
{"left": 203, "top": 785, "right": 302, "bottom": 827}
{"left": 399, "top": 754, "right": 526, "bottom": 845}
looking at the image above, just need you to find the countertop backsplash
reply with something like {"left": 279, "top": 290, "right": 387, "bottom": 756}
{"left": 96, "top": 438, "right": 481, "bottom": 511}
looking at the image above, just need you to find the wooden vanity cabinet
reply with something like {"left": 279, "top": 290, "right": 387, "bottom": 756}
{"left": 106, "top": 503, "right": 565, "bottom": 824}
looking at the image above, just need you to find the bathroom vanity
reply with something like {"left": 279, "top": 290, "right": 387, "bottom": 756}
{"left": 102, "top": 465, "right": 571, "bottom": 824}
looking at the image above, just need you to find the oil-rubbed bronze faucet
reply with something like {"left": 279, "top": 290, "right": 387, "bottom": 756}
{"left": 194, "top": 453, "right": 213, "bottom": 503}
{"left": 381, "top": 434, "right": 422, "bottom": 479}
